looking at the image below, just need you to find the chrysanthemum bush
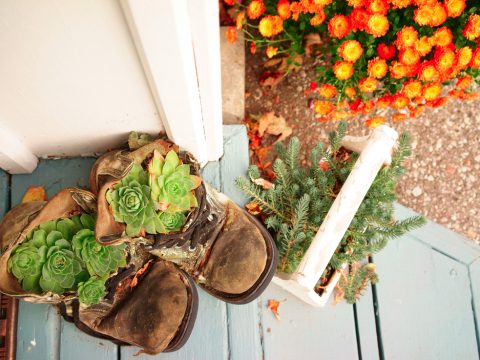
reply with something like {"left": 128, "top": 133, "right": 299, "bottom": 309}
{"left": 224, "top": 0, "right": 480, "bottom": 126}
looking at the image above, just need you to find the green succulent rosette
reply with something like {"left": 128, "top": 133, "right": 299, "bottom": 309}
{"left": 106, "top": 164, "right": 157, "bottom": 236}
{"left": 158, "top": 211, "right": 186, "bottom": 232}
{"left": 78, "top": 277, "right": 106, "bottom": 306}
{"left": 72, "top": 229, "right": 126, "bottom": 278}
{"left": 39, "top": 243, "right": 88, "bottom": 294}
{"left": 148, "top": 150, "right": 200, "bottom": 213}
{"left": 7, "top": 242, "right": 45, "bottom": 293}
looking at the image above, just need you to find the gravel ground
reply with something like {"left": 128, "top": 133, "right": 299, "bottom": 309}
{"left": 244, "top": 50, "right": 480, "bottom": 244}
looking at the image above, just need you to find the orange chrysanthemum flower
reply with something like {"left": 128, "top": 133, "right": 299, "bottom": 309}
{"left": 428, "top": 97, "right": 449, "bottom": 108}
{"left": 224, "top": 0, "right": 235, "bottom": 5}
{"left": 365, "top": 116, "right": 385, "bottom": 128}
{"left": 395, "top": 26, "right": 418, "bottom": 50}
{"left": 350, "top": 8, "right": 370, "bottom": 32}
{"left": 314, "top": 100, "right": 334, "bottom": 115}
{"left": 377, "top": 43, "right": 396, "bottom": 60}
{"left": 328, "top": 15, "right": 351, "bottom": 39}
{"left": 347, "top": 0, "right": 365, "bottom": 8}
{"left": 390, "top": 61, "right": 410, "bottom": 79}
{"left": 390, "top": 0, "right": 412, "bottom": 9}
{"left": 338, "top": 40, "right": 364, "bottom": 63}
{"left": 409, "top": 105, "right": 425, "bottom": 118}
{"left": 259, "top": 16, "right": 284, "bottom": 37}
{"left": 445, "top": 0, "right": 466, "bottom": 18}
{"left": 368, "top": 57, "right": 388, "bottom": 79}
{"left": 430, "top": 3, "right": 448, "bottom": 26}
{"left": 333, "top": 61, "right": 354, "bottom": 80}
{"left": 399, "top": 48, "right": 421, "bottom": 66}
{"left": 345, "top": 87, "right": 357, "bottom": 99}
{"left": 290, "top": 1, "right": 302, "bottom": 21}
{"left": 277, "top": 0, "right": 291, "bottom": 20}
{"left": 366, "top": 14, "right": 390, "bottom": 38}
{"left": 457, "top": 47, "right": 473, "bottom": 68}
{"left": 433, "top": 27, "right": 453, "bottom": 47}
{"left": 310, "top": 11, "right": 326, "bottom": 26}
{"left": 266, "top": 46, "right": 278, "bottom": 58}
{"left": 250, "top": 42, "right": 257, "bottom": 54}
{"left": 423, "top": 82, "right": 442, "bottom": 101}
{"left": 463, "top": 15, "right": 480, "bottom": 41}
{"left": 434, "top": 48, "right": 456, "bottom": 73}
{"left": 376, "top": 95, "right": 392, "bottom": 108}
{"left": 359, "top": 77, "right": 378, "bottom": 93}
{"left": 403, "top": 80, "right": 423, "bottom": 99}
{"left": 393, "top": 113, "right": 408, "bottom": 122}
{"left": 418, "top": 61, "right": 439, "bottom": 82}
{"left": 392, "top": 94, "right": 410, "bottom": 109}
{"left": 368, "top": 0, "right": 389, "bottom": 15}
{"left": 331, "top": 111, "right": 350, "bottom": 120}
{"left": 415, "top": 36, "right": 433, "bottom": 56}
{"left": 236, "top": 11, "right": 245, "bottom": 30}
{"left": 414, "top": 0, "right": 437, "bottom": 7}
{"left": 362, "top": 100, "right": 375, "bottom": 114}
{"left": 414, "top": 5, "right": 434, "bottom": 26}
{"left": 312, "top": 0, "right": 332, "bottom": 6}
{"left": 470, "top": 48, "right": 480, "bottom": 69}
{"left": 457, "top": 75, "right": 472, "bottom": 90}
{"left": 226, "top": 27, "right": 237, "bottom": 44}
{"left": 318, "top": 84, "right": 337, "bottom": 98}
{"left": 248, "top": 0, "right": 266, "bottom": 19}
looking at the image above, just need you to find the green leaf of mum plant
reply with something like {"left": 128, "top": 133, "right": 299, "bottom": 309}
{"left": 78, "top": 277, "right": 106, "bottom": 306}
{"left": 72, "top": 229, "right": 126, "bottom": 277}
{"left": 148, "top": 150, "right": 201, "bottom": 213}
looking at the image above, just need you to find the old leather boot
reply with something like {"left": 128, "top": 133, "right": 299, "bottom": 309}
{"left": 0, "top": 188, "right": 96, "bottom": 303}
{"left": 90, "top": 138, "right": 278, "bottom": 304}
{"left": 70, "top": 259, "right": 198, "bottom": 354}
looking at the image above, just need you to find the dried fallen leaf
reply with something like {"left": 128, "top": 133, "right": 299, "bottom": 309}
{"left": 245, "top": 201, "right": 262, "bottom": 215}
{"left": 267, "top": 299, "right": 281, "bottom": 320}
{"left": 258, "top": 112, "right": 293, "bottom": 144}
{"left": 259, "top": 70, "right": 284, "bottom": 87}
{"left": 303, "top": 33, "right": 322, "bottom": 55}
{"left": 253, "top": 178, "right": 274, "bottom": 189}
{"left": 22, "top": 186, "right": 47, "bottom": 203}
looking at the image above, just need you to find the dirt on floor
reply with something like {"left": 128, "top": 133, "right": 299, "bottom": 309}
{"left": 244, "top": 49, "right": 480, "bottom": 244}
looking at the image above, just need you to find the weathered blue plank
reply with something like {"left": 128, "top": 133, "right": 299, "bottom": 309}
{"left": 121, "top": 157, "right": 229, "bottom": 360}
{"left": 259, "top": 285, "right": 358, "bottom": 360}
{"left": 12, "top": 158, "right": 117, "bottom": 360}
{"left": 221, "top": 125, "right": 263, "bottom": 360}
{"left": 374, "top": 234, "right": 478, "bottom": 359}
{"left": 0, "top": 170, "right": 8, "bottom": 218}
{"left": 394, "top": 203, "right": 480, "bottom": 265}
{"left": 468, "top": 257, "right": 480, "bottom": 348}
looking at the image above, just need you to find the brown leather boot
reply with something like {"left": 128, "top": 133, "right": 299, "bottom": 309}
{"left": 90, "top": 138, "right": 277, "bottom": 304}
{"left": 0, "top": 188, "right": 198, "bottom": 354}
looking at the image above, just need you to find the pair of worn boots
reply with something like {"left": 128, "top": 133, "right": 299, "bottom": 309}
{"left": 0, "top": 138, "right": 277, "bottom": 354}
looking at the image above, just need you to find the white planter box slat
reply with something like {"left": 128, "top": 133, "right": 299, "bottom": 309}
{"left": 273, "top": 125, "right": 399, "bottom": 307}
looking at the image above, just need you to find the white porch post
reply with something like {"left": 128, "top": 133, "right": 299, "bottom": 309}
{"left": 121, "top": 0, "right": 224, "bottom": 164}
{"left": 0, "top": 122, "right": 38, "bottom": 174}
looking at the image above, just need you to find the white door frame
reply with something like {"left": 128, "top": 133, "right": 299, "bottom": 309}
{"left": 121, "top": 0, "right": 223, "bottom": 165}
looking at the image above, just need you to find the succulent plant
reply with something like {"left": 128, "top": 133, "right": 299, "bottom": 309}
{"left": 39, "top": 243, "right": 88, "bottom": 294}
{"left": 78, "top": 277, "right": 106, "bottom": 306}
{"left": 158, "top": 211, "right": 186, "bottom": 232}
{"left": 72, "top": 229, "right": 126, "bottom": 278}
{"left": 8, "top": 243, "right": 45, "bottom": 292}
{"left": 148, "top": 150, "right": 201, "bottom": 213}
{"left": 8, "top": 213, "right": 126, "bottom": 301}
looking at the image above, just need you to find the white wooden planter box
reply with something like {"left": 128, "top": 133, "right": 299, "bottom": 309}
{"left": 273, "top": 125, "right": 399, "bottom": 307}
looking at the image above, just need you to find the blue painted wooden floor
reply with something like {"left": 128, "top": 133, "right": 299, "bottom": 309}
{"left": 1, "top": 125, "right": 479, "bottom": 360}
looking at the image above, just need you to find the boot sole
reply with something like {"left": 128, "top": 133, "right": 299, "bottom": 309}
{"left": 200, "top": 209, "right": 278, "bottom": 305}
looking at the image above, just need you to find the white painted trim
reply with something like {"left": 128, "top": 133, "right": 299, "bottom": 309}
{"left": 188, "top": 0, "right": 224, "bottom": 161}
{"left": 0, "top": 123, "right": 38, "bottom": 174}
{"left": 121, "top": 0, "right": 209, "bottom": 164}
{"left": 273, "top": 125, "right": 399, "bottom": 307}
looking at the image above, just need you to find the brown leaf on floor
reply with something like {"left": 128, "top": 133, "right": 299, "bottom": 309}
{"left": 253, "top": 177, "right": 274, "bottom": 189}
{"left": 245, "top": 201, "right": 262, "bottom": 215}
{"left": 303, "top": 33, "right": 322, "bottom": 55}
{"left": 259, "top": 70, "right": 284, "bottom": 87}
{"left": 21, "top": 186, "right": 47, "bottom": 203}
{"left": 267, "top": 299, "right": 281, "bottom": 320}
{"left": 258, "top": 112, "right": 293, "bottom": 144}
